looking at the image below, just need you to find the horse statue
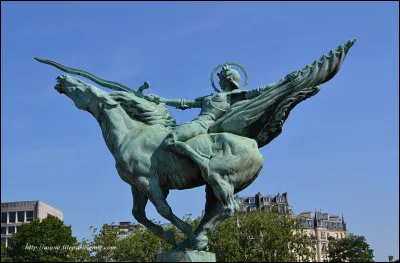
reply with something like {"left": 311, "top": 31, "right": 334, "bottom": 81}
{"left": 35, "top": 39, "right": 355, "bottom": 251}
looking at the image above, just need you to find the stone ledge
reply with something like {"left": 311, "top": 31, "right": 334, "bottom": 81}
{"left": 156, "top": 250, "right": 216, "bottom": 262}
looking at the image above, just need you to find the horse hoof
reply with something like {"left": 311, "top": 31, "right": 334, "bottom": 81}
{"left": 164, "top": 230, "right": 177, "bottom": 247}
{"left": 193, "top": 235, "right": 208, "bottom": 251}
{"left": 172, "top": 238, "right": 192, "bottom": 252}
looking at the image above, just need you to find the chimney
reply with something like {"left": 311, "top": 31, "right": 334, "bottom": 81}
{"left": 283, "top": 192, "right": 288, "bottom": 202}
{"left": 256, "top": 192, "right": 262, "bottom": 209}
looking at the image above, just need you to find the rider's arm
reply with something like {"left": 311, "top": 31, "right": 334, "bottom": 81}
{"left": 245, "top": 72, "right": 301, "bottom": 100}
{"left": 161, "top": 98, "right": 202, "bottom": 109}
{"left": 145, "top": 94, "right": 208, "bottom": 110}
{"left": 244, "top": 83, "right": 277, "bottom": 100}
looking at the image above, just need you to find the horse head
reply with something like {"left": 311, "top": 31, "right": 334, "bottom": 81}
{"left": 55, "top": 74, "right": 118, "bottom": 114}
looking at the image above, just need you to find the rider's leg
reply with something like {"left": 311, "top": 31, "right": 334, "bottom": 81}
{"left": 163, "top": 121, "right": 209, "bottom": 166}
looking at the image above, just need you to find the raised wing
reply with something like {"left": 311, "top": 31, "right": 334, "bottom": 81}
{"left": 209, "top": 39, "right": 356, "bottom": 148}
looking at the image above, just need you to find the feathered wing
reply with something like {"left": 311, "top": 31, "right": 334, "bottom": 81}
{"left": 208, "top": 39, "right": 356, "bottom": 148}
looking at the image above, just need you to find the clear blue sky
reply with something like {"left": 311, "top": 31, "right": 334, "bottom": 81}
{"left": 1, "top": 2, "right": 398, "bottom": 261}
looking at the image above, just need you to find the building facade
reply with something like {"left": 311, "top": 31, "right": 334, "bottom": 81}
{"left": 234, "top": 192, "right": 348, "bottom": 262}
{"left": 105, "top": 221, "right": 144, "bottom": 240}
{"left": 1, "top": 201, "right": 63, "bottom": 247}
{"left": 297, "top": 211, "right": 348, "bottom": 262}
{"left": 234, "top": 192, "right": 290, "bottom": 215}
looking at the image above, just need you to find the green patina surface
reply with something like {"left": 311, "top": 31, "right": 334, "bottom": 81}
{"left": 35, "top": 39, "right": 356, "bottom": 253}
{"left": 156, "top": 250, "right": 216, "bottom": 262}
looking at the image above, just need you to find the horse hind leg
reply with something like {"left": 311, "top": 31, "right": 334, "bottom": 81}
{"left": 131, "top": 186, "right": 176, "bottom": 246}
{"left": 208, "top": 172, "right": 238, "bottom": 217}
{"left": 176, "top": 182, "right": 237, "bottom": 251}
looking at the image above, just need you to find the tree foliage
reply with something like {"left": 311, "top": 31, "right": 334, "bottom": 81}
{"left": 83, "top": 220, "right": 171, "bottom": 262}
{"left": 1, "top": 240, "right": 11, "bottom": 262}
{"left": 80, "top": 211, "right": 314, "bottom": 262}
{"left": 113, "top": 226, "right": 162, "bottom": 262}
{"left": 208, "top": 210, "right": 315, "bottom": 262}
{"left": 7, "top": 215, "right": 82, "bottom": 262}
{"left": 328, "top": 234, "right": 374, "bottom": 262}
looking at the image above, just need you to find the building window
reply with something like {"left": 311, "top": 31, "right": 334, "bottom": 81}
{"left": 8, "top": 212, "right": 16, "bottom": 223}
{"left": 321, "top": 232, "right": 325, "bottom": 238}
{"left": 279, "top": 206, "right": 285, "bottom": 214}
{"left": 17, "top": 211, "right": 25, "bottom": 223}
{"left": 1, "top": 213, "right": 7, "bottom": 224}
{"left": 16, "top": 226, "right": 21, "bottom": 233}
{"left": 237, "top": 198, "right": 243, "bottom": 204}
{"left": 8, "top": 226, "right": 15, "bottom": 234}
{"left": 26, "top": 211, "right": 34, "bottom": 221}
{"left": 322, "top": 243, "right": 327, "bottom": 252}
{"left": 308, "top": 220, "right": 313, "bottom": 227}
{"left": 276, "top": 197, "right": 285, "bottom": 203}
{"left": 1, "top": 227, "right": 6, "bottom": 235}
{"left": 248, "top": 198, "right": 255, "bottom": 204}
{"left": 264, "top": 197, "right": 270, "bottom": 203}
{"left": 7, "top": 238, "right": 13, "bottom": 247}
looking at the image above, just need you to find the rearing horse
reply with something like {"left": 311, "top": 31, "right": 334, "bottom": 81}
{"left": 54, "top": 74, "right": 264, "bottom": 250}
{"left": 39, "top": 38, "right": 355, "bottom": 252}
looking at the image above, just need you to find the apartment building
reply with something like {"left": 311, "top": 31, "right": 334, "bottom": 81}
{"left": 105, "top": 221, "right": 144, "bottom": 240}
{"left": 1, "top": 201, "right": 63, "bottom": 247}
{"left": 297, "top": 211, "right": 348, "bottom": 262}
{"left": 234, "top": 192, "right": 348, "bottom": 262}
{"left": 234, "top": 192, "right": 291, "bottom": 215}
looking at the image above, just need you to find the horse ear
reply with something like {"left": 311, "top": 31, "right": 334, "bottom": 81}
{"left": 101, "top": 96, "right": 119, "bottom": 108}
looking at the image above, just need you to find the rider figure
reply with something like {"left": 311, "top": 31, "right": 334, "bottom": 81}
{"left": 146, "top": 65, "right": 245, "bottom": 168}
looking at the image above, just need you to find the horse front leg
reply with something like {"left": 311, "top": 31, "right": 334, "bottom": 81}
{"left": 145, "top": 180, "right": 195, "bottom": 245}
{"left": 131, "top": 186, "right": 176, "bottom": 246}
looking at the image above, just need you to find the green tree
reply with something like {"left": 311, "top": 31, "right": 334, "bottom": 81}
{"left": 1, "top": 240, "right": 11, "bottom": 262}
{"left": 7, "top": 215, "right": 82, "bottom": 262}
{"left": 82, "top": 215, "right": 201, "bottom": 262}
{"left": 208, "top": 210, "right": 315, "bottom": 262}
{"left": 113, "top": 226, "right": 163, "bottom": 262}
{"left": 84, "top": 224, "right": 120, "bottom": 262}
{"left": 328, "top": 234, "right": 374, "bottom": 262}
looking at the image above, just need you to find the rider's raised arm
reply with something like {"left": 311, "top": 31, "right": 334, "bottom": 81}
{"left": 144, "top": 93, "right": 208, "bottom": 109}
{"left": 244, "top": 82, "right": 277, "bottom": 100}
{"left": 161, "top": 98, "right": 197, "bottom": 109}
{"left": 160, "top": 95, "right": 206, "bottom": 110}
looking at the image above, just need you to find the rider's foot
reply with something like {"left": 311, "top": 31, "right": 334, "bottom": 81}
{"left": 163, "top": 133, "right": 211, "bottom": 180}
{"left": 172, "top": 141, "right": 209, "bottom": 167}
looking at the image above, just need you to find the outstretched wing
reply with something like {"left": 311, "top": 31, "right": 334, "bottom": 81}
{"left": 209, "top": 39, "right": 356, "bottom": 148}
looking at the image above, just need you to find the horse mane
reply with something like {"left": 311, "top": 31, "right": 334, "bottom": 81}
{"left": 107, "top": 91, "right": 177, "bottom": 129}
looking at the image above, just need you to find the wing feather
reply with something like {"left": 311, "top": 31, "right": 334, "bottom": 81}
{"left": 209, "top": 39, "right": 356, "bottom": 148}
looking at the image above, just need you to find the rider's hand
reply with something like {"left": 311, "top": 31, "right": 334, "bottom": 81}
{"left": 178, "top": 105, "right": 190, "bottom": 110}
{"left": 145, "top": 94, "right": 161, "bottom": 104}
